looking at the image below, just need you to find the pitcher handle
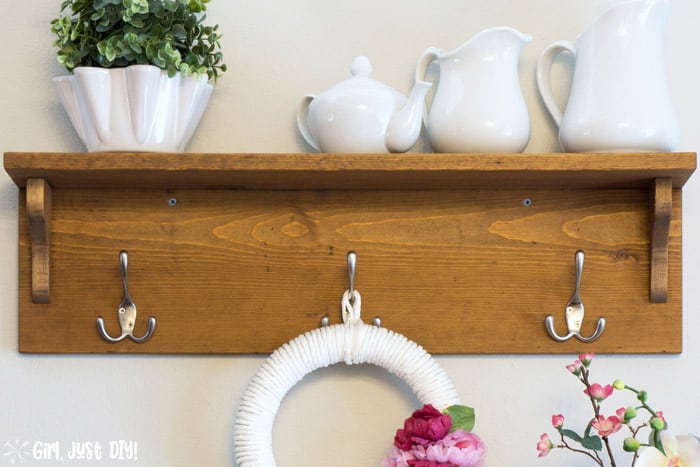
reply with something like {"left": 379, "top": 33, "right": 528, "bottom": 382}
{"left": 536, "top": 40, "right": 576, "bottom": 128}
{"left": 415, "top": 47, "right": 441, "bottom": 126}
{"left": 296, "top": 94, "right": 320, "bottom": 152}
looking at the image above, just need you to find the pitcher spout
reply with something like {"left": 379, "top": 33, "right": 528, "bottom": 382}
{"left": 447, "top": 26, "right": 532, "bottom": 60}
{"left": 385, "top": 80, "right": 431, "bottom": 153}
{"left": 472, "top": 26, "right": 532, "bottom": 47}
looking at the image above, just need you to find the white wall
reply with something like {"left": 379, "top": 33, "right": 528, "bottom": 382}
{"left": 1, "top": 1, "right": 699, "bottom": 466}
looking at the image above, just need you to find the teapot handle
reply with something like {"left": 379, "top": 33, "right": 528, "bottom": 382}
{"left": 296, "top": 94, "right": 320, "bottom": 152}
{"left": 536, "top": 40, "right": 576, "bottom": 128}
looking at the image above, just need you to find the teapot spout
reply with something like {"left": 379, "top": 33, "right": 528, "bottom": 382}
{"left": 385, "top": 80, "right": 431, "bottom": 153}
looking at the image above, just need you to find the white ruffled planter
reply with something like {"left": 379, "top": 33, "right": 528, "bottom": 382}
{"left": 52, "top": 64, "right": 213, "bottom": 152}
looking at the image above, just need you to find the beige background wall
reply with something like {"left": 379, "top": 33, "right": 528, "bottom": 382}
{"left": 1, "top": 1, "right": 699, "bottom": 466}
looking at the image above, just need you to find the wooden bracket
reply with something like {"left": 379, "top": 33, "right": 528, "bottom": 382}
{"left": 26, "top": 178, "right": 52, "bottom": 304}
{"left": 650, "top": 177, "right": 673, "bottom": 303}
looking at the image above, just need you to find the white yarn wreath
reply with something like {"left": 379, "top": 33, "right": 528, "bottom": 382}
{"left": 233, "top": 290, "right": 461, "bottom": 467}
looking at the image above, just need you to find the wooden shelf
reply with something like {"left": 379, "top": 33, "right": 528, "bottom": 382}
{"left": 4, "top": 152, "right": 695, "bottom": 189}
{"left": 3, "top": 152, "right": 696, "bottom": 354}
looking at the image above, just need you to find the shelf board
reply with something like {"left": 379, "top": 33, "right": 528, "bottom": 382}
{"left": 4, "top": 152, "right": 696, "bottom": 190}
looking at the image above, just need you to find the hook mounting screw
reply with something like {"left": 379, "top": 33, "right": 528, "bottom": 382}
{"left": 544, "top": 250, "right": 606, "bottom": 343}
{"left": 96, "top": 251, "right": 156, "bottom": 343}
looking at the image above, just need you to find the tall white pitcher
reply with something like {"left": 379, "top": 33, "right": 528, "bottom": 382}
{"left": 536, "top": 0, "right": 679, "bottom": 152}
{"left": 416, "top": 27, "right": 532, "bottom": 153}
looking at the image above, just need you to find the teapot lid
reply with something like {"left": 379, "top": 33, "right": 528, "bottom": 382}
{"left": 351, "top": 55, "right": 373, "bottom": 77}
{"left": 329, "top": 55, "right": 397, "bottom": 94}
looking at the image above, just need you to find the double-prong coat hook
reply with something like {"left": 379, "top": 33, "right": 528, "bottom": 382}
{"left": 545, "top": 250, "right": 606, "bottom": 343}
{"left": 320, "top": 251, "right": 381, "bottom": 327}
{"left": 96, "top": 251, "right": 156, "bottom": 343}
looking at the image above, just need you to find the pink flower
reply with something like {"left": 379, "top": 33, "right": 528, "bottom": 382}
{"left": 395, "top": 429, "right": 414, "bottom": 450}
{"left": 584, "top": 383, "right": 614, "bottom": 401}
{"left": 537, "top": 433, "right": 554, "bottom": 457}
{"left": 395, "top": 404, "right": 452, "bottom": 449}
{"left": 591, "top": 415, "right": 622, "bottom": 437}
{"left": 382, "top": 446, "right": 418, "bottom": 467}
{"left": 407, "top": 461, "right": 455, "bottom": 467}
{"left": 551, "top": 414, "right": 564, "bottom": 429}
{"left": 616, "top": 407, "right": 626, "bottom": 419}
{"left": 424, "top": 430, "right": 486, "bottom": 467}
{"left": 579, "top": 352, "right": 595, "bottom": 366}
{"left": 656, "top": 411, "right": 665, "bottom": 423}
{"left": 566, "top": 360, "right": 583, "bottom": 375}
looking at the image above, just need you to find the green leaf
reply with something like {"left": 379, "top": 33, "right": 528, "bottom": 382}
{"left": 51, "top": 0, "right": 225, "bottom": 78}
{"left": 651, "top": 430, "right": 666, "bottom": 455}
{"left": 94, "top": 0, "right": 120, "bottom": 9}
{"left": 581, "top": 436, "right": 603, "bottom": 451}
{"left": 171, "top": 24, "right": 187, "bottom": 40}
{"left": 560, "top": 429, "right": 582, "bottom": 442}
{"left": 443, "top": 405, "right": 475, "bottom": 433}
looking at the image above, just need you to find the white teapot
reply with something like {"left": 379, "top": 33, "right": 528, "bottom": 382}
{"left": 297, "top": 56, "right": 431, "bottom": 153}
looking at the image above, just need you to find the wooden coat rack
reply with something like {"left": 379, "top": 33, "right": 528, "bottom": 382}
{"left": 3, "top": 151, "right": 695, "bottom": 354}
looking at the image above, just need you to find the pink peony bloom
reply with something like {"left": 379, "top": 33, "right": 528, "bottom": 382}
{"left": 395, "top": 429, "right": 414, "bottom": 450}
{"left": 551, "top": 414, "right": 564, "bottom": 429}
{"left": 537, "top": 433, "right": 554, "bottom": 457}
{"left": 584, "top": 383, "right": 614, "bottom": 401}
{"left": 591, "top": 415, "right": 622, "bottom": 437}
{"left": 383, "top": 446, "right": 418, "bottom": 467}
{"left": 424, "top": 430, "right": 486, "bottom": 467}
{"left": 397, "top": 405, "right": 452, "bottom": 447}
{"left": 407, "top": 461, "right": 456, "bottom": 467}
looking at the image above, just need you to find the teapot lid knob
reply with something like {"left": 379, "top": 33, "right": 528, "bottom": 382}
{"left": 351, "top": 56, "right": 372, "bottom": 77}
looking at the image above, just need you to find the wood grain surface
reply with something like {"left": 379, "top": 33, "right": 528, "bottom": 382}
{"left": 16, "top": 186, "right": 683, "bottom": 354}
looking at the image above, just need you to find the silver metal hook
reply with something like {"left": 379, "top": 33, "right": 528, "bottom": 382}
{"left": 347, "top": 251, "right": 356, "bottom": 299}
{"left": 321, "top": 250, "right": 381, "bottom": 327}
{"left": 544, "top": 250, "right": 606, "bottom": 343}
{"left": 96, "top": 251, "right": 156, "bottom": 343}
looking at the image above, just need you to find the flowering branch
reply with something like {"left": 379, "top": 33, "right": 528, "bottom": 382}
{"left": 535, "top": 353, "right": 699, "bottom": 467}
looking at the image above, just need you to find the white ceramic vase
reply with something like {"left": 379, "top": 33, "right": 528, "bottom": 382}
{"left": 53, "top": 64, "right": 213, "bottom": 152}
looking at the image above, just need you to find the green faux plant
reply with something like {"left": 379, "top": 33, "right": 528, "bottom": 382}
{"left": 51, "top": 0, "right": 226, "bottom": 81}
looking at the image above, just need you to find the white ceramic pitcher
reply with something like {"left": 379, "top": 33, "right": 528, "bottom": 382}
{"left": 536, "top": 0, "right": 679, "bottom": 153}
{"left": 415, "top": 27, "right": 532, "bottom": 153}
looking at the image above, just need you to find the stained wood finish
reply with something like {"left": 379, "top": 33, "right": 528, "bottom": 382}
{"left": 4, "top": 152, "right": 695, "bottom": 354}
{"left": 4, "top": 152, "right": 696, "bottom": 189}
{"left": 650, "top": 178, "right": 673, "bottom": 303}
{"left": 26, "top": 178, "right": 51, "bottom": 304}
